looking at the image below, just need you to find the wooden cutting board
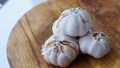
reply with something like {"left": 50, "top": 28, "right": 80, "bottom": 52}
{"left": 7, "top": 0, "right": 120, "bottom": 68}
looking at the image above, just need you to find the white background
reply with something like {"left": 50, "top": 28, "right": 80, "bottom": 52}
{"left": 0, "top": 0, "right": 47, "bottom": 68}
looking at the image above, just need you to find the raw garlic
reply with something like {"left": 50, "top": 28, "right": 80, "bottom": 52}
{"left": 52, "top": 7, "right": 92, "bottom": 37}
{"left": 79, "top": 32, "right": 111, "bottom": 58}
{"left": 41, "top": 35, "right": 79, "bottom": 67}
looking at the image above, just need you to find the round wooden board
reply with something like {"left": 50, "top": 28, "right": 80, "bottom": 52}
{"left": 7, "top": 0, "right": 120, "bottom": 68}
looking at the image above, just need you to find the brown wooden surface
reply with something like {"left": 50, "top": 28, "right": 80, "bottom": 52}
{"left": 7, "top": 0, "right": 120, "bottom": 68}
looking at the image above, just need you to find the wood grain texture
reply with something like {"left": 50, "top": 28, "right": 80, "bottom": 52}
{"left": 7, "top": 0, "right": 120, "bottom": 68}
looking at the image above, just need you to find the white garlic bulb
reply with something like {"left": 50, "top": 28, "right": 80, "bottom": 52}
{"left": 52, "top": 7, "right": 92, "bottom": 37}
{"left": 41, "top": 35, "right": 79, "bottom": 67}
{"left": 79, "top": 32, "right": 111, "bottom": 58}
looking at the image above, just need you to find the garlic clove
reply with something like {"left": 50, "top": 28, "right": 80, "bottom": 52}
{"left": 41, "top": 35, "right": 79, "bottom": 67}
{"left": 57, "top": 46, "right": 75, "bottom": 67}
{"left": 57, "top": 53, "right": 71, "bottom": 67}
{"left": 52, "top": 7, "right": 92, "bottom": 37}
{"left": 79, "top": 32, "right": 111, "bottom": 58}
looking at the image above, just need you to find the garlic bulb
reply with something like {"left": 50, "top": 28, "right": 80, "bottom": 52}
{"left": 79, "top": 32, "right": 111, "bottom": 58}
{"left": 52, "top": 7, "right": 92, "bottom": 37}
{"left": 41, "top": 35, "right": 79, "bottom": 67}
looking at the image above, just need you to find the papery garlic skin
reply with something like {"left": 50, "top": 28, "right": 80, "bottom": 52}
{"left": 79, "top": 32, "right": 111, "bottom": 58}
{"left": 52, "top": 7, "right": 92, "bottom": 37}
{"left": 41, "top": 35, "right": 79, "bottom": 67}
